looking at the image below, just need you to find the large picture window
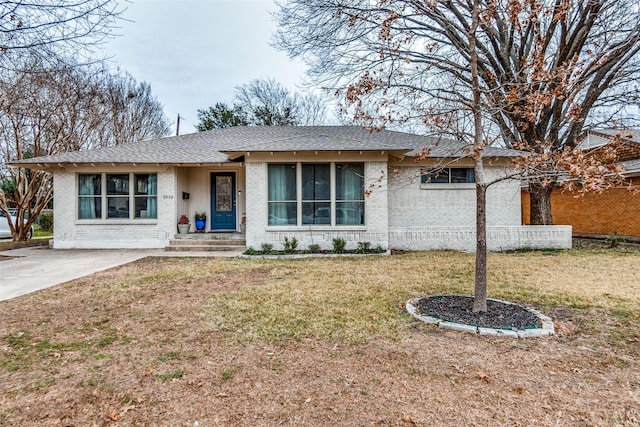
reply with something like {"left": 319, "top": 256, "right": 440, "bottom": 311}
{"left": 268, "top": 162, "right": 364, "bottom": 226}
{"left": 78, "top": 173, "right": 157, "bottom": 220}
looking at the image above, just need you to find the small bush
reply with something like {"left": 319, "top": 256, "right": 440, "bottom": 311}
{"left": 308, "top": 244, "right": 321, "bottom": 254}
{"left": 283, "top": 236, "right": 299, "bottom": 253}
{"left": 261, "top": 243, "right": 273, "bottom": 254}
{"left": 332, "top": 237, "right": 346, "bottom": 254}
{"left": 244, "top": 247, "right": 259, "bottom": 255}
{"left": 355, "top": 241, "right": 371, "bottom": 254}
{"left": 373, "top": 244, "right": 385, "bottom": 254}
{"left": 38, "top": 213, "right": 53, "bottom": 232}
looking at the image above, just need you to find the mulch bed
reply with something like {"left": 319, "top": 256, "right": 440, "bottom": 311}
{"left": 414, "top": 295, "right": 541, "bottom": 330}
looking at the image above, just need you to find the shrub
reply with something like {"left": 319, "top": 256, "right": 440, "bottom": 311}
{"left": 373, "top": 244, "right": 385, "bottom": 254}
{"left": 332, "top": 237, "right": 346, "bottom": 254}
{"left": 244, "top": 247, "right": 258, "bottom": 255}
{"left": 355, "top": 241, "right": 371, "bottom": 254}
{"left": 308, "top": 244, "right": 321, "bottom": 253}
{"left": 38, "top": 213, "right": 53, "bottom": 232}
{"left": 261, "top": 243, "right": 273, "bottom": 254}
{"left": 283, "top": 236, "right": 299, "bottom": 253}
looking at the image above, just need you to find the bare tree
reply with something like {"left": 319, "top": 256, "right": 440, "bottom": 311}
{"left": 196, "top": 78, "right": 328, "bottom": 130}
{"left": 235, "top": 78, "right": 328, "bottom": 126}
{"left": 0, "top": 0, "right": 124, "bottom": 66}
{"left": 235, "top": 78, "right": 298, "bottom": 126}
{"left": 274, "top": 0, "right": 640, "bottom": 224}
{"left": 95, "top": 70, "right": 171, "bottom": 146}
{"left": 0, "top": 53, "right": 169, "bottom": 241}
{"left": 274, "top": 0, "right": 638, "bottom": 313}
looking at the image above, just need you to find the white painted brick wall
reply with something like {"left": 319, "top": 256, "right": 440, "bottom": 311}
{"left": 245, "top": 161, "right": 268, "bottom": 246}
{"left": 388, "top": 166, "right": 521, "bottom": 228}
{"left": 52, "top": 162, "right": 567, "bottom": 252}
{"left": 245, "top": 161, "right": 390, "bottom": 251}
{"left": 389, "top": 226, "right": 572, "bottom": 252}
{"left": 53, "top": 168, "right": 176, "bottom": 249}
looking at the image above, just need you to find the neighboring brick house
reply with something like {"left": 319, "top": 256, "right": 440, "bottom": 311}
{"left": 12, "top": 126, "right": 570, "bottom": 251}
{"left": 522, "top": 129, "right": 640, "bottom": 238}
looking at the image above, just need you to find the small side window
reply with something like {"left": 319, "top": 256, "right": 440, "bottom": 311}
{"left": 421, "top": 167, "right": 475, "bottom": 184}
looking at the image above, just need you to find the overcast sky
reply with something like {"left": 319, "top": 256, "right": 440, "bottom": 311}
{"left": 103, "top": 0, "right": 308, "bottom": 135}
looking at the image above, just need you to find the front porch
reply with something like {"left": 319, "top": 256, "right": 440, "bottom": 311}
{"left": 176, "top": 165, "right": 246, "bottom": 235}
{"left": 166, "top": 232, "right": 246, "bottom": 252}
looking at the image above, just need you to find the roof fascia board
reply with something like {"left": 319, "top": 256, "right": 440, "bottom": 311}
{"left": 244, "top": 150, "right": 402, "bottom": 162}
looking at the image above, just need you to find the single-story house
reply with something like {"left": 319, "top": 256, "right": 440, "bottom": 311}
{"left": 13, "top": 126, "right": 571, "bottom": 251}
{"left": 522, "top": 129, "right": 640, "bottom": 238}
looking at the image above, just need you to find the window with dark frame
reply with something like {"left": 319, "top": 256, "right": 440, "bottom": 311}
{"left": 78, "top": 173, "right": 157, "bottom": 220}
{"left": 267, "top": 162, "right": 365, "bottom": 226}
{"left": 421, "top": 167, "right": 475, "bottom": 184}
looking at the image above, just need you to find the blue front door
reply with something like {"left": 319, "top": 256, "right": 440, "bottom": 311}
{"left": 210, "top": 172, "right": 236, "bottom": 231}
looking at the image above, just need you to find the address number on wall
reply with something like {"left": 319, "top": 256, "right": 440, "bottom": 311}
{"left": 163, "top": 195, "right": 174, "bottom": 200}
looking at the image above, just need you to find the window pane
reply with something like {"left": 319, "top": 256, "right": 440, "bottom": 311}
{"left": 268, "top": 164, "right": 296, "bottom": 201}
{"left": 135, "top": 196, "right": 157, "bottom": 218}
{"left": 451, "top": 168, "right": 475, "bottom": 183}
{"left": 135, "top": 174, "right": 157, "bottom": 195}
{"left": 78, "top": 197, "right": 102, "bottom": 219}
{"left": 302, "top": 202, "right": 331, "bottom": 225}
{"left": 107, "top": 174, "right": 129, "bottom": 195}
{"left": 422, "top": 169, "right": 449, "bottom": 184}
{"left": 336, "top": 163, "right": 364, "bottom": 201}
{"left": 302, "top": 164, "right": 330, "bottom": 200}
{"left": 268, "top": 202, "right": 297, "bottom": 225}
{"left": 79, "top": 174, "right": 101, "bottom": 195}
{"left": 336, "top": 201, "right": 364, "bottom": 225}
{"left": 78, "top": 197, "right": 101, "bottom": 219}
{"left": 216, "top": 175, "right": 232, "bottom": 212}
{"left": 107, "top": 197, "right": 129, "bottom": 218}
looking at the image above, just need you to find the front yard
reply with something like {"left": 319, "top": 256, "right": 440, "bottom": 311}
{"left": 1, "top": 249, "right": 639, "bottom": 425}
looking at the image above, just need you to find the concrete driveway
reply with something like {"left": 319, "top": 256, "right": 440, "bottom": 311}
{"left": 0, "top": 246, "right": 243, "bottom": 301}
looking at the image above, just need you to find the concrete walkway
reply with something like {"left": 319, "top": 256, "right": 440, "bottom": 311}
{"left": 0, "top": 246, "right": 243, "bottom": 302}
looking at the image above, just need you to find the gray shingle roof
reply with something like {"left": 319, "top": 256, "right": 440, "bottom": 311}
{"left": 11, "top": 126, "right": 521, "bottom": 167}
{"left": 620, "top": 158, "right": 640, "bottom": 175}
{"left": 591, "top": 129, "right": 640, "bottom": 144}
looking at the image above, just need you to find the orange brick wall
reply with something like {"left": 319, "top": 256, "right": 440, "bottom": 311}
{"left": 522, "top": 177, "right": 640, "bottom": 237}
{"left": 587, "top": 140, "right": 640, "bottom": 162}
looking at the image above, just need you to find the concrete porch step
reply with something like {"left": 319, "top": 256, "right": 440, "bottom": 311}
{"left": 173, "top": 232, "right": 245, "bottom": 241}
{"left": 169, "top": 239, "right": 244, "bottom": 246}
{"left": 166, "top": 244, "right": 244, "bottom": 252}
{"left": 166, "top": 237, "right": 246, "bottom": 252}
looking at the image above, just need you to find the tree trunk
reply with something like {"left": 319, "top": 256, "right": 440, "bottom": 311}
{"left": 529, "top": 183, "right": 554, "bottom": 225}
{"left": 469, "top": 0, "right": 487, "bottom": 314}
{"left": 474, "top": 177, "right": 488, "bottom": 313}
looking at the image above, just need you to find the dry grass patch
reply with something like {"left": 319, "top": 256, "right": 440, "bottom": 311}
{"left": 0, "top": 250, "right": 638, "bottom": 426}
{"left": 205, "top": 250, "right": 640, "bottom": 344}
